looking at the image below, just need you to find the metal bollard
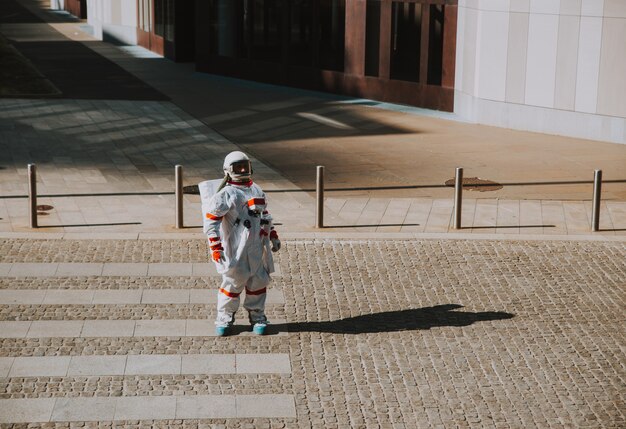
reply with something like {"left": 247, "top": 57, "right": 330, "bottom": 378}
{"left": 175, "top": 165, "right": 183, "bottom": 229}
{"left": 316, "top": 166, "right": 324, "bottom": 228}
{"left": 28, "top": 164, "right": 37, "bottom": 228}
{"left": 453, "top": 167, "right": 463, "bottom": 229}
{"left": 591, "top": 169, "right": 602, "bottom": 232}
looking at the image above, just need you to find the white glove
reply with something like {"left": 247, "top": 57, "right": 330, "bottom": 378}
{"left": 209, "top": 237, "right": 225, "bottom": 262}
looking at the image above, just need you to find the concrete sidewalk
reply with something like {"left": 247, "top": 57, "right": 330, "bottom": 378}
{"left": 0, "top": 0, "right": 625, "bottom": 237}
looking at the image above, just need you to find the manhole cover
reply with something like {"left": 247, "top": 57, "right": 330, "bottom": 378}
{"left": 37, "top": 205, "right": 54, "bottom": 211}
{"left": 183, "top": 185, "right": 199, "bottom": 195}
{"left": 444, "top": 177, "right": 503, "bottom": 192}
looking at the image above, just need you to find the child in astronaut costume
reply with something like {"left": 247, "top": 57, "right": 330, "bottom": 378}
{"left": 200, "top": 151, "right": 281, "bottom": 336}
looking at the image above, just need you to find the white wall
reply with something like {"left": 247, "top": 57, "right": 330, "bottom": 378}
{"left": 50, "top": 0, "right": 66, "bottom": 9}
{"left": 86, "top": 0, "right": 137, "bottom": 45}
{"left": 455, "top": 0, "right": 626, "bottom": 144}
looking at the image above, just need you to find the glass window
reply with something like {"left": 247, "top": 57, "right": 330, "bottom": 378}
{"left": 139, "top": 0, "right": 151, "bottom": 32}
{"left": 155, "top": 0, "right": 164, "bottom": 36}
{"left": 139, "top": 0, "right": 143, "bottom": 30}
{"left": 207, "top": 0, "right": 345, "bottom": 70}
{"left": 208, "top": 0, "right": 241, "bottom": 57}
{"left": 389, "top": 1, "right": 421, "bottom": 83}
{"left": 165, "top": 0, "right": 175, "bottom": 42}
{"left": 246, "top": 0, "right": 282, "bottom": 62}
{"left": 427, "top": 4, "right": 444, "bottom": 85}
{"left": 146, "top": 0, "right": 152, "bottom": 32}
{"left": 365, "top": 0, "right": 380, "bottom": 77}
{"left": 154, "top": 0, "right": 175, "bottom": 40}
{"left": 288, "top": 0, "right": 313, "bottom": 67}
{"left": 318, "top": 0, "right": 345, "bottom": 71}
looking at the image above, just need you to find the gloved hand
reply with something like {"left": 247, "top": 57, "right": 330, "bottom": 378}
{"left": 270, "top": 230, "right": 281, "bottom": 252}
{"left": 209, "top": 237, "right": 225, "bottom": 262}
{"left": 212, "top": 249, "right": 225, "bottom": 262}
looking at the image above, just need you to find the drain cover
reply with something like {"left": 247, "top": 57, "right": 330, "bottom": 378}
{"left": 444, "top": 177, "right": 503, "bottom": 192}
{"left": 36, "top": 205, "right": 54, "bottom": 211}
{"left": 183, "top": 185, "right": 199, "bottom": 195}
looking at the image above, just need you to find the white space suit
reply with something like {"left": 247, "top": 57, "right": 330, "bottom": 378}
{"left": 200, "top": 151, "right": 280, "bottom": 336}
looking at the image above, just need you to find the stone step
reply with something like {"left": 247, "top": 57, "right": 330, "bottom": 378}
{"left": 0, "top": 288, "right": 285, "bottom": 305}
{"left": 0, "top": 353, "right": 291, "bottom": 377}
{"left": 0, "top": 394, "right": 297, "bottom": 423}
{"left": 0, "top": 318, "right": 288, "bottom": 338}
{"left": 0, "top": 263, "right": 283, "bottom": 277}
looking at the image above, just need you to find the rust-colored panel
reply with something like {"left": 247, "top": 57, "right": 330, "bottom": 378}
{"left": 419, "top": 4, "right": 430, "bottom": 84}
{"left": 442, "top": 5, "right": 457, "bottom": 89}
{"left": 150, "top": 0, "right": 164, "bottom": 56}
{"left": 344, "top": 0, "right": 366, "bottom": 76}
{"left": 64, "top": 0, "right": 86, "bottom": 19}
{"left": 151, "top": 34, "right": 164, "bottom": 56}
{"left": 137, "top": 29, "right": 151, "bottom": 51}
{"left": 379, "top": 1, "right": 391, "bottom": 79}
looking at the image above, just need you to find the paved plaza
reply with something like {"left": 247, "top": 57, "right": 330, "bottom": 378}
{"left": 0, "top": 237, "right": 625, "bottom": 428}
{"left": 2, "top": 97, "right": 625, "bottom": 236}
{"left": 0, "top": 0, "right": 625, "bottom": 427}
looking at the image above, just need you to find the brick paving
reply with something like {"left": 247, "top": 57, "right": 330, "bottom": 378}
{"left": 0, "top": 237, "right": 624, "bottom": 427}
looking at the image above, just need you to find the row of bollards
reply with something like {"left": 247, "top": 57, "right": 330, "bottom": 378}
{"left": 176, "top": 164, "right": 328, "bottom": 229}
{"left": 175, "top": 164, "right": 184, "bottom": 229}
{"left": 28, "top": 164, "right": 37, "bottom": 229}
{"left": 591, "top": 169, "right": 602, "bottom": 232}
{"left": 24, "top": 164, "right": 605, "bottom": 232}
{"left": 24, "top": 163, "right": 188, "bottom": 230}
{"left": 314, "top": 165, "right": 606, "bottom": 232}
{"left": 316, "top": 165, "right": 325, "bottom": 229}
{"left": 450, "top": 167, "right": 603, "bottom": 231}
{"left": 453, "top": 167, "right": 463, "bottom": 230}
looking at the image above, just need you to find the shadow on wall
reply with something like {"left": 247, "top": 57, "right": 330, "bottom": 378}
{"left": 102, "top": 31, "right": 132, "bottom": 47}
{"left": 275, "top": 304, "right": 515, "bottom": 334}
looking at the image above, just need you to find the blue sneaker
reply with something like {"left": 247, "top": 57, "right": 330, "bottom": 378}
{"left": 252, "top": 322, "right": 267, "bottom": 335}
{"left": 215, "top": 325, "right": 230, "bottom": 337}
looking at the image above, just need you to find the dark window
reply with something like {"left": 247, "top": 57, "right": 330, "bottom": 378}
{"left": 246, "top": 0, "right": 282, "bottom": 62}
{"left": 365, "top": 0, "right": 381, "bottom": 77}
{"left": 288, "top": 0, "right": 312, "bottom": 66}
{"left": 318, "top": 0, "right": 345, "bottom": 71}
{"left": 208, "top": 0, "right": 241, "bottom": 57}
{"left": 139, "top": 0, "right": 151, "bottom": 32}
{"left": 154, "top": 0, "right": 175, "bottom": 41}
{"left": 427, "top": 4, "right": 444, "bottom": 85}
{"left": 155, "top": 0, "right": 164, "bottom": 36}
{"left": 165, "top": 0, "right": 175, "bottom": 42}
{"left": 389, "top": 1, "right": 421, "bottom": 83}
{"left": 286, "top": 0, "right": 345, "bottom": 70}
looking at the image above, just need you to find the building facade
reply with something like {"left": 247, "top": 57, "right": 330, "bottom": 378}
{"left": 51, "top": 0, "right": 626, "bottom": 144}
{"left": 85, "top": 0, "right": 137, "bottom": 45}
{"left": 51, "top": 0, "right": 87, "bottom": 19}
{"left": 454, "top": 0, "right": 626, "bottom": 144}
{"left": 136, "top": 0, "right": 194, "bottom": 61}
{"left": 195, "top": 0, "right": 458, "bottom": 111}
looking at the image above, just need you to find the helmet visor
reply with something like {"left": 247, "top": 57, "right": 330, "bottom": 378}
{"left": 230, "top": 160, "right": 251, "bottom": 175}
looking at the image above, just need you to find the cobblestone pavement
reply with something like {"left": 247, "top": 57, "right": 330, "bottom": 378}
{"left": 0, "top": 238, "right": 624, "bottom": 428}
